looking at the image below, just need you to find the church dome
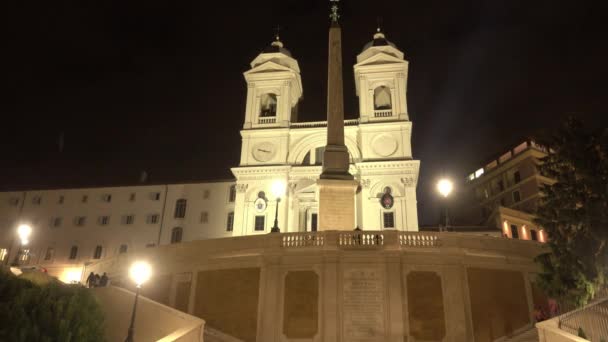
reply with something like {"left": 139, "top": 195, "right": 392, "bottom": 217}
{"left": 361, "top": 29, "right": 397, "bottom": 52}
{"left": 262, "top": 37, "right": 292, "bottom": 57}
{"left": 249, "top": 34, "right": 300, "bottom": 73}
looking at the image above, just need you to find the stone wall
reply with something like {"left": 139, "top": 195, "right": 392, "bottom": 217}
{"left": 84, "top": 231, "right": 545, "bottom": 342}
{"left": 92, "top": 286, "right": 204, "bottom": 342}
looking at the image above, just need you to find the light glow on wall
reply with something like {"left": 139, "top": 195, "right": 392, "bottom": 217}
{"left": 521, "top": 225, "right": 528, "bottom": 240}
{"left": 503, "top": 221, "right": 509, "bottom": 236}
{"left": 539, "top": 230, "right": 546, "bottom": 243}
{"left": 475, "top": 168, "right": 484, "bottom": 178}
{"left": 61, "top": 267, "right": 84, "bottom": 284}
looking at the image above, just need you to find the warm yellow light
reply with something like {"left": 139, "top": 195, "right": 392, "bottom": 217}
{"left": 436, "top": 179, "right": 454, "bottom": 198}
{"left": 130, "top": 261, "right": 152, "bottom": 287}
{"left": 17, "top": 224, "right": 32, "bottom": 245}
{"left": 271, "top": 180, "right": 287, "bottom": 199}
{"left": 62, "top": 268, "right": 83, "bottom": 284}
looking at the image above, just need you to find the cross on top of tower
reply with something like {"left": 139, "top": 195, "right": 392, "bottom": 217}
{"left": 330, "top": 0, "right": 340, "bottom": 23}
{"left": 271, "top": 25, "right": 284, "bottom": 48}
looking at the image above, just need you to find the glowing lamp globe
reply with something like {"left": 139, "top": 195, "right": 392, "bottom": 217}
{"left": 437, "top": 179, "right": 454, "bottom": 198}
{"left": 17, "top": 224, "right": 32, "bottom": 245}
{"left": 271, "top": 180, "right": 287, "bottom": 199}
{"left": 130, "top": 261, "right": 152, "bottom": 287}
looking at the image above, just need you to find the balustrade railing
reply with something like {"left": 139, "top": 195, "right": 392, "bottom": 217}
{"left": 280, "top": 231, "right": 443, "bottom": 249}
{"left": 290, "top": 119, "right": 360, "bottom": 129}
{"left": 258, "top": 117, "right": 277, "bottom": 124}
{"left": 281, "top": 233, "right": 324, "bottom": 247}
{"left": 559, "top": 297, "right": 608, "bottom": 341}
{"left": 374, "top": 109, "right": 393, "bottom": 118}
{"left": 399, "top": 233, "right": 441, "bottom": 247}
{"left": 339, "top": 232, "right": 384, "bottom": 247}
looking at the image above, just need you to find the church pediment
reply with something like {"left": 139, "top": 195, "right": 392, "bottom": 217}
{"left": 245, "top": 61, "right": 296, "bottom": 76}
{"left": 355, "top": 52, "right": 406, "bottom": 68}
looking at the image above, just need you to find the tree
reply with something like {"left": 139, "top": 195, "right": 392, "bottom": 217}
{"left": 0, "top": 267, "right": 106, "bottom": 342}
{"left": 534, "top": 117, "right": 608, "bottom": 307}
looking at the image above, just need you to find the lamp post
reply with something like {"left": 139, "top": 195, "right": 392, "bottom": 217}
{"left": 270, "top": 180, "right": 287, "bottom": 233}
{"left": 125, "top": 261, "right": 152, "bottom": 342}
{"left": 436, "top": 179, "right": 453, "bottom": 232}
{"left": 11, "top": 224, "right": 32, "bottom": 267}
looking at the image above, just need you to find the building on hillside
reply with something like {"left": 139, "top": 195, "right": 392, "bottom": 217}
{"left": 459, "top": 140, "right": 551, "bottom": 242}
{"left": 0, "top": 29, "right": 421, "bottom": 282}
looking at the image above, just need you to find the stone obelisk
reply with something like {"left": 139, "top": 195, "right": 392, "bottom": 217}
{"left": 317, "top": 0, "right": 359, "bottom": 231}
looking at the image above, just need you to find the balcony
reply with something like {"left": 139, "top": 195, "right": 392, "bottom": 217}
{"left": 374, "top": 109, "right": 393, "bottom": 118}
{"left": 258, "top": 117, "right": 277, "bottom": 125}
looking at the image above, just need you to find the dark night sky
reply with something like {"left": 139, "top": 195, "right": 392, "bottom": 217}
{"left": 3, "top": 0, "right": 607, "bottom": 225}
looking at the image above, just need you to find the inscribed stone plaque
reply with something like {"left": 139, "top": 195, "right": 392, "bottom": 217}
{"left": 342, "top": 268, "right": 385, "bottom": 341}
{"left": 406, "top": 271, "right": 446, "bottom": 340}
{"left": 174, "top": 280, "right": 192, "bottom": 313}
{"left": 468, "top": 268, "right": 530, "bottom": 342}
{"left": 141, "top": 274, "right": 172, "bottom": 306}
{"left": 283, "top": 271, "right": 319, "bottom": 339}
{"left": 194, "top": 268, "right": 260, "bottom": 342}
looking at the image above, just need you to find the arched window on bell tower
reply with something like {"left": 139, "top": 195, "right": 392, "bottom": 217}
{"left": 260, "top": 93, "right": 277, "bottom": 117}
{"left": 373, "top": 86, "right": 392, "bottom": 117}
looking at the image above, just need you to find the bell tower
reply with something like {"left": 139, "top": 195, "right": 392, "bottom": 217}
{"left": 354, "top": 28, "right": 409, "bottom": 123}
{"left": 242, "top": 35, "right": 303, "bottom": 129}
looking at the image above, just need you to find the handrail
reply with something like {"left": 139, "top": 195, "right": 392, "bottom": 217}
{"left": 558, "top": 297, "right": 608, "bottom": 340}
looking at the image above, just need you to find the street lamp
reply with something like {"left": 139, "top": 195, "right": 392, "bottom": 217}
{"left": 11, "top": 224, "right": 32, "bottom": 266}
{"left": 270, "top": 180, "right": 287, "bottom": 233}
{"left": 125, "top": 261, "right": 152, "bottom": 342}
{"left": 436, "top": 179, "right": 454, "bottom": 231}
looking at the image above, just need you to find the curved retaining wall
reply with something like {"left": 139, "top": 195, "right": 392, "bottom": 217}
{"left": 84, "top": 231, "right": 546, "bottom": 342}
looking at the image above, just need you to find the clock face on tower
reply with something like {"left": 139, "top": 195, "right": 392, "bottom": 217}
{"left": 252, "top": 142, "right": 277, "bottom": 162}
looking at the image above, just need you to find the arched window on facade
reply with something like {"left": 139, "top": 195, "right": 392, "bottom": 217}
{"left": 229, "top": 185, "right": 237, "bottom": 202}
{"left": 373, "top": 86, "right": 392, "bottom": 111}
{"left": 174, "top": 199, "right": 187, "bottom": 218}
{"left": 171, "top": 227, "right": 183, "bottom": 244}
{"left": 260, "top": 93, "right": 277, "bottom": 117}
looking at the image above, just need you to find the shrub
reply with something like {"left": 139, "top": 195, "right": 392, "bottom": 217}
{"left": 0, "top": 268, "right": 105, "bottom": 342}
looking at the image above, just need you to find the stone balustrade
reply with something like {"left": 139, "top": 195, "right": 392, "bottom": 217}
{"left": 280, "top": 231, "right": 442, "bottom": 250}
{"left": 374, "top": 109, "right": 393, "bottom": 117}
{"left": 258, "top": 117, "right": 277, "bottom": 124}
{"left": 290, "top": 119, "right": 360, "bottom": 129}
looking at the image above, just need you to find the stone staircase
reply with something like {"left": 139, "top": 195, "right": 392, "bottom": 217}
{"left": 203, "top": 326, "right": 244, "bottom": 342}
{"left": 504, "top": 327, "right": 539, "bottom": 342}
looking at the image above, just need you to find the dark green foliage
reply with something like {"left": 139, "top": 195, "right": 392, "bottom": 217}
{"left": 534, "top": 117, "right": 608, "bottom": 307}
{"left": 0, "top": 268, "right": 105, "bottom": 342}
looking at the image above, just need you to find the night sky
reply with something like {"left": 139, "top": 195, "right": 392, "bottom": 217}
{"left": 3, "top": 0, "right": 607, "bottom": 225}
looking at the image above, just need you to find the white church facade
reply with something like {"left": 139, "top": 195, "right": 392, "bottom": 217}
{"left": 233, "top": 31, "right": 419, "bottom": 235}
{"left": 0, "top": 29, "right": 420, "bottom": 282}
